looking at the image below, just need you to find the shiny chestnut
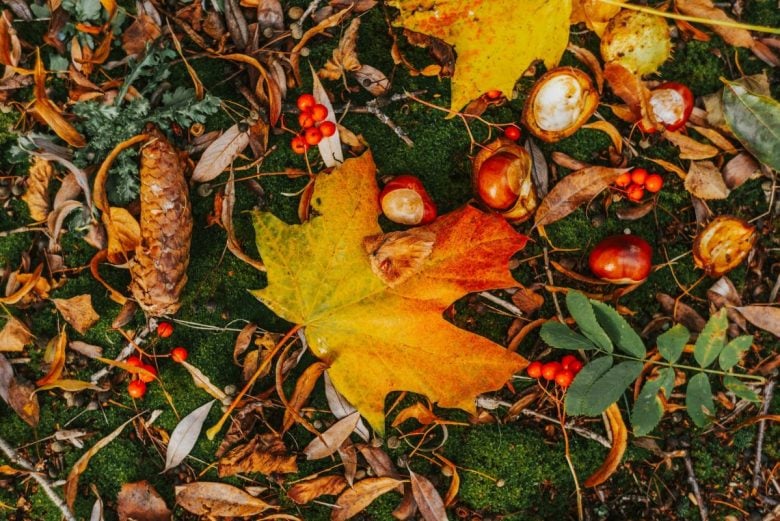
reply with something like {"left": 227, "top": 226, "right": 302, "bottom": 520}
{"left": 472, "top": 139, "right": 537, "bottom": 222}
{"left": 588, "top": 234, "right": 652, "bottom": 284}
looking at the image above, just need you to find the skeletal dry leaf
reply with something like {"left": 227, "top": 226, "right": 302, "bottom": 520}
{"left": 52, "top": 294, "right": 100, "bottom": 334}
{"left": 304, "top": 411, "right": 360, "bottom": 460}
{"left": 332, "top": 477, "right": 404, "bottom": 521}
{"left": 584, "top": 403, "right": 627, "bottom": 487}
{"left": 218, "top": 433, "right": 298, "bottom": 477}
{"left": 288, "top": 475, "right": 348, "bottom": 505}
{"left": 22, "top": 157, "right": 55, "bottom": 221}
{"left": 0, "top": 317, "right": 34, "bottom": 352}
{"left": 117, "top": 480, "right": 171, "bottom": 521}
{"left": 319, "top": 17, "right": 361, "bottom": 80}
{"left": 684, "top": 161, "right": 730, "bottom": 200}
{"left": 535, "top": 167, "right": 627, "bottom": 226}
{"left": 175, "top": 482, "right": 276, "bottom": 517}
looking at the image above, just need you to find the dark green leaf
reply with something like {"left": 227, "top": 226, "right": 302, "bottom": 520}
{"left": 722, "top": 80, "right": 780, "bottom": 171}
{"left": 630, "top": 368, "right": 675, "bottom": 437}
{"left": 686, "top": 373, "right": 715, "bottom": 427}
{"left": 540, "top": 322, "right": 597, "bottom": 351}
{"left": 718, "top": 335, "right": 753, "bottom": 371}
{"left": 724, "top": 376, "right": 760, "bottom": 402}
{"left": 591, "top": 300, "right": 645, "bottom": 358}
{"left": 565, "top": 357, "right": 613, "bottom": 416}
{"left": 694, "top": 309, "right": 728, "bottom": 368}
{"left": 566, "top": 359, "right": 643, "bottom": 417}
{"left": 657, "top": 324, "right": 689, "bottom": 363}
{"left": 566, "top": 291, "right": 613, "bottom": 352}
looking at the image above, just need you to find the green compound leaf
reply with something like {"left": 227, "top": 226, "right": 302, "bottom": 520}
{"left": 591, "top": 300, "right": 645, "bottom": 358}
{"left": 724, "top": 375, "right": 760, "bottom": 403}
{"left": 719, "top": 335, "right": 753, "bottom": 371}
{"left": 565, "top": 357, "right": 613, "bottom": 416}
{"left": 657, "top": 324, "right": 689, "bottom": 363}
{"left": 694, "top": 309, "right": 728, "bottom": 368}
{"left": 566, "top": 291, "right": 613, "bottom": 352}
{"left": 631, "top": 367, "right": 675, "bottom": 437}
{"left": 566, "top": 358, "right": 643, "bottom": 417}
{"left": 540, "top": 321, "right": 597, "bottom": 351}
{"left": 722, "top": 80, "right": 780, "bottom": 171}
{"left": 686, "top": 373, "right": 715, "bottom": 427}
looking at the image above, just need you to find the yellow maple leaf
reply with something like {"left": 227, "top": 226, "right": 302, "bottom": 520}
{"left": 389, "top": 0, "right": 571, "bottom": 112}
{"left": 251, "top": 152, "right": 529, "bottom": 432}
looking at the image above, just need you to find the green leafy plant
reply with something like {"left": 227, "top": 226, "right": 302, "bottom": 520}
{"left": 540, "top": 291, "right": 762, "bottom": 436}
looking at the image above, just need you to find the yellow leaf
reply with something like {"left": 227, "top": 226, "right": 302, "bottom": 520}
{"left": 389, "top": 0, "right": 571, "bottom": 112}
{"left": 584, "top": 403, "right": 628, "bottom": 487}
{"left": 251, "top": 152, "right": 528, "bottom": 432}
{"left": 52, "top": 294, "right": 100, "bottom": 334}
{"left": 21, "top": 157, "right": 54, "bottom": 222}
{"left": 104, "top": 207, "right": 141, "bottom": 264}
{"left": 0, "top": 317, "right": 34, "bottom": 352}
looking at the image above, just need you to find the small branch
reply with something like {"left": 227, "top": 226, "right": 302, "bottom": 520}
{"left": 364, "top": 99, "right": 414, "bottom": 147}
{"left": 520, "top": 409, "right": 612, "bottom": 448}
{"left": 479, "top": 291, "right": 524, "bottom": 317}
{"left": 0, "top": 436, "right": 78, "bottom": 521}
{"left": 752, "top": 379, "right": 776, "bottom": 492}
{"left": 683, "top": 450, "right": 709, "bottom": 521}
{"left": 90, "top": 325, "right": 151, "bottom": 383}
{"left": 543, "top": 247, "right": 564, "bottom": 321}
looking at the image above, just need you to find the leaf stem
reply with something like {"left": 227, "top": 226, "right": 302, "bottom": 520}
{"left": 602, "top": 349, "right": 766, "bottom": 383}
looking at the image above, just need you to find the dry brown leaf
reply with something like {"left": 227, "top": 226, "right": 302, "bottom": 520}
{"left": 52, "top": 294, "right": 100, "bottom": 334}
{"left": 736, "top": 306, "right": 780, "bottom": 337}
{"left": 0, "top": 317, "right": 33, "bottom": 352}
{"left": 175, "top": 482, "right": 276, "bottom": 516}
{"left": 664, "top": 130, "right": 719, "bottom": 160}
{"left": 570, "top": 0, "right": 621, "bottom": 36}
{"left": 435, "top": 454, "right": 460, "bottom": 507}
{"left": 282, "top": 361, "right": 328, "bottom": 432}
{"left": 511, "top": 286, "right": 545, "bottom": 316}
{"left": 291, "top": 8, "right": 353, "bottom": 84}
{"left": 0, "top": 10, "right": 21, "bottom": 78}
{"left": 180, "top": 361, "right": 227, "bottom": 401}
{"left": 603, "top": 62, "right": 653, "bottom": 127}
{"left": 647, "top": 157, "right": 687, "bottom": 180}
{"left": 223, "top": 172, "right": 266, "bottom": 272}
{"left": 339, "top": 441, "right": 358, "bottom": 486}
{"left": 32, "top": 48, "right": 86, "bottom": 147}
{"left": 36, "top": 330, "right": 67, "bottom": 387}
{"left": 1, "top": 265, "right": 43, "bottom": 305}
{"left": 551, "top": 151, "right": 591, "bottom": 171}
{"left": 409, "top": 470, "right": 447, "bottom": 521}
{"left": 304, "top": 412, "right": 360, "bottom": 460}
{"left": 233, "top": 322, "right": 257, "bottom": 364}
{"left": 288, "top": 475, "right": 348, "bottom": 505}
{"left": 584, "top": 403, "right": 627, "bottom": 487}
{"left": 583, "top": 120, "right": 622, "bottom": 154}
{"left": 656, "top": 293, "right": 706, "bottom": 332}
{"left": 689, "top": 124, "right": 737, "bottom": 154}
{"left": 191, "top": 123, "right": 250, "bottom": 183}
{"left": 567, "top": 43, "right": 604, "bottom": 92}
{"left": 104, "top": 207, "right": 141, "bottom": 264}
{"left": 21, "top": 157, "right": 54, "bottom": 221}
{"left": 121, "top": 13, "right": 161, "bottom": 55}
{"left": 332, "top": 477, "right": 404, "bottom": 521}
{"left": 35, "top": 379, "right": 105, "bottom": 393}
{"left": 684, "top": 161, "right": 730, "bottom": 200}
{"left": 352, "top": 65, "right": 390, "bottom": 96}
{"left": 535, "top": 167, "right": 627, "bottom": 226}
{"left": 722, "top": 153, "right": 760, "bottom": 189}
{"left": 391, "top": 402, "right": 439, "bottom": 428}
{"left": 7, "top": 377, "right": 39, "bottom": 426}
{"left": 117, "top": 480, "right": 171, "bottom": 521}
{"left": 319, "top": 17, "right": 361, "bottom": 80}
{"left": 218, "top": 433, "right": 298, "bottom": 477}
{"left": 69, "top": 340, "right": 102, "bottom": 359}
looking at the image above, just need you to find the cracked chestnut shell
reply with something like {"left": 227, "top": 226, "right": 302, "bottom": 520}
{"left": 472, "top": 138, "right": 537, "bottom": 222}
{"left": 693, "top": 216, "right": 756, "bottom": 277}
{"left": 522, "top": 67, "right": 599, "bottom": 143}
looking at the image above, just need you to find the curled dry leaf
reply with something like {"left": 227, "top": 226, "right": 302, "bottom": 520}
{"left": 223, "top": 173, "right": 266, "bottom": 272}
{"left": 218, "top": 433, "right": 298, "bottom": 477}
{"left": 303, "top": 411, "right": 360, "bottom": 460}
{"left": 175, "top": 482, "right": 276, "bottom": 517}
{"left": 584, "top": 403, "right": 627, "bottom": 487}
{"left": 282, "top": 361, "right": 328, "bottom": 432}
{"left": 104, "top": 207, "right": 142, "bottom": 264}
{"left": 288, "top": 475, "right": 347, "bottom": 505}
{"left": 36, "top": 330, "right": 67, "bottom": 387}
{"left": 663, "top": 130, "right": 719, "bottom": 160}
{"left": 52, "top": 294, "right": 100, "bottom": 334}
{"left": 736, "top": 306, "right": 780, "bottom": 338}
{"left": 332, "top": 477, "right": 404, "bottom": 521}
{"left": 319, "top": 17, "right": 361, "bottom": 80}
{"left": 0, "top": 317, "right": 34, "bottom": 352}
{"left": 693, "top": 216, "right": 756, "bottom": 277}
{"left": 603, "top": 62, "right": 653, "bottom": 126}
{"left": 409, "top": 470, "right": 448, "bottom": 521}
{"left": 32, "top": 48, "right": 86, "bottom": 148}
{"left": 391, "top": 402, "right": 439, "bottom": 428}
{"left": 117, "top": 480, "right": 171, "bottom": 521}
{"left": 567, "top": 43, "right": 604, "bottom": 92}
{"left": 534, "top": 167, "right": 627, "bottom": 226}
{"left": 191, "top": 123, "right": 250, "bottom": 183}
{"left": 164, "top": 400, "right": 215, "bottom": 472}
{"left": 684, "top": 161, "right": 730, "bottom": 200}
{"left": 21, "top": 157, "right": 54, "bottom": 222}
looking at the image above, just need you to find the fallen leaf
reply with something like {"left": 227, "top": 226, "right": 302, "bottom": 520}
{"left": 435, "top": 454, "right": 460, "bottom": 507}
{"left": 603, "top": 62, "right": 653, "bottom": 125}
{"left": 722, "top": 80, "right": 780, "bottom": 171}
{"left": 175, "top": 482, "right": 276, "bottom": 516}
{"left": 311, "top": 65, "right": 343, "bottom": 167}
{"left": 7, "top": 377, "right": 40, "bottom": 426}
{"left": 21, "top": 157, "right": 54, "bottom": 221}
{"left": 736, "top": 306, "right": 780, "bottom": 337}
{"left": 121, "top": 13, "right": 161, "bottom": 55}
{"left": 584, "top": 403, "right": 627, "bottom": 487}
{"left": 52, "top": 294, "right": 100, "bottom": 334}
{"left": 218, "top": 433, "right": 298, "bottom": 477}
{"left": 684, "top": 161, "right": 730, "bottom": 200}
{"left": 35, "top": 380, "right": 105, "bottom": 393}
{"left": 409, "top": 470, "right": 447, "bottom": 521}
{"left": 332, "top": 477, "right": 404, "bottom": 521}
{"left": 656, "top": 293, "right": 706, "bottom": 332}
{"left": 288, "top": 475, "right": 347, "bottom": 505}
{"left": 319, "top": 17, "right": 361, "bottom": 80}
{"left": 233, "top": 322, "right": 258, "bottom": 364}
{"left": 392, "top": 402, "right": 439, "bottom": 428}
{"left": 32, "top": 48, "right": 86, "bottom": 148}
{"left": 223, "top": 172, "right": 266, "bottom": 272}
{"left": 689, "top": 124, "right": 737, "bottom": 154}
{"left": 722, "top": 152, "right": 760, "bottom": 189}
{"left": 104, "top": 207, "right": 141, "bottom": 264}
{"left": 357, "top": 444, "right": 403, "bottom": 479}
{"left": 324, "top": 371, "right": 370, "bottom": 441}
{"left": 282, "top": 361, "right": 328, "bottom": 432}
{"left": 664, "top": 130, "right": 719, "bottom": 160}
{"left": 0, "top": 317, "right": 34, "bottom": 352}
{"left": 191, "top": 123, "right": 250, "bottom": 183}
{"left": 68, "top": 340, "right": 103, "bottom": 359}
{"left": 117, "top": 481, "right": 171, "bottom": 521}
{"left": 583, "top": 120, "right": 622, "bottom": 154}
{"left": 0, "top": 353, "right": 11, "bottom": 403}
{"left": 534, "top": 167, "right": 627, "bottom": 226}
{"left": 389, "top": 0, "right": 570, "bottom": 111}
{"left": 251, "top": 152, "right": 528, "bottom": 431}
{"left": 164, "top": 400, "right": 215, "bottom": 472}
{"left": 304, "top": 411, "right": 360, "bottom": 460}
{"left": 352, "top": 64, "right": 390, "bottom": 96}
{"left": 0, "top": 264, "right": 44, "bottom": 305}
{"left": 36, "top": 330, "right": 67, "bottom": 387}
{"left": 180, "top": 361, "right": 228, "bottom": 401}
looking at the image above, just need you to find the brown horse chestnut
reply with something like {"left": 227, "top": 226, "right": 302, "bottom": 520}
{"left": 588, "top": 234, "right": 652, "bottom": 284}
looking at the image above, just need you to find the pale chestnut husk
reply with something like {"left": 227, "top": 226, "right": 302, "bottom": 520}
{"left": 600, "top": 10, "right": 671, "bottom": 76}
{"left": 693, "top": 216, "right": 756, "bottom": 277}
{"left": 472, "top": 139, "right": 537, "bottom": 222}
{"left": 129, "top": 126, "right": 192, "bottom": 316}
{"left": 522, "top": 67, "right": 599, "bottom": 143}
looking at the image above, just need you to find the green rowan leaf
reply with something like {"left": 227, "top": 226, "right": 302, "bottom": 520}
{"left": 686, "top": 373, "right": 715, "bottom": 427}
{"left": 540, "top": 321, "right": 597, "bottom": 351}
{"left": 657, "top": 324, "right": 689, "bottom": 363}
{"left": 566, "top": 291, "right": 613, "bottom": 352}
{"left": 694, "top": 309, "right": 728, "bottom": 368}
{"left": 591, "top": 300, "right": 645, "bottom": 358}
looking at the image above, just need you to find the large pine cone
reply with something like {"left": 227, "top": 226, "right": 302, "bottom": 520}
{"left": 129, "top": 126, "right": 192, "bottom": 316}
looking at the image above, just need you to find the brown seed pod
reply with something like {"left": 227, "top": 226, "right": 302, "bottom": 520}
{"left": 522, "top": 67, "right": 599, "bottom": 143}
{"left": 128, "top": 125, "right": 193, "bottom": 316}
{"left": 693, "top": 216, "right": 756, "bottom": 277}
{"left": 472, "top": 138, "right": 537, "bottom": 222}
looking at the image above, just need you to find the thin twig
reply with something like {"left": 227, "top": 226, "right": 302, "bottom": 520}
{"left": 90, "top": 325, "right": 151, "bottom": 382}
{"left": 543, "top": 247, "right": 564, "bottom": 321}
{"left": 0, "top": 436, "right": 78, "bottom": 521}
{"left": 520, "top": 409, "right": 612, "bottom": 448}
{"left": 365, "top": 99, "right": 414, "bottom": 147}
{"left": 479, "top": 292, "right": 524, "bottom": 318}
{"left": 683, "top": 450, "right": 709, "bottom": 521}
{"left": 752, "top": 379, "right": 776, "bottom": 492}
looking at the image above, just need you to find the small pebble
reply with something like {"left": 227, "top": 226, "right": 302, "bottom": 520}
{"left": 495, "top": 479, "right": 505, "bottom": 488}
{"left": 288, "top": 6, "right": 303, "bottom": 19}
{"left": 387, "top": 436, "right": 400, "bottom": 449}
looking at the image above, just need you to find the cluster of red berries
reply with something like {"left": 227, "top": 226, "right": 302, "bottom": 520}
{"left": 614, "top": 167, "right": 664, "bottom": 202}
{"left": 525, "top": 355, "right": 584, "bottom": 389}
{"left": 125, "top": 322, "right": 189, "bottom": 399}
{"left": 291, "top": 93, "right": 336, "bottom": 154}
